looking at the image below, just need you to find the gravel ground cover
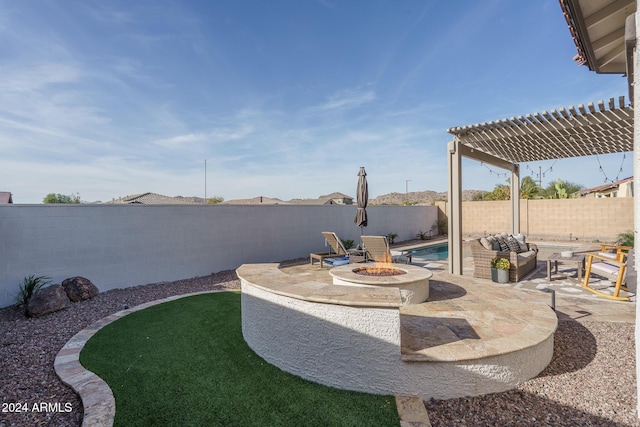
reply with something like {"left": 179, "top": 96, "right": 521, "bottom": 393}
{"left": 0, "top": 271, "right": 239, "bottom": 427}
{"left": 426, "top": 320, "right": 637, "bottom": 426}
{"left": 0, "top": 267, "right": 637, "bottom": 426}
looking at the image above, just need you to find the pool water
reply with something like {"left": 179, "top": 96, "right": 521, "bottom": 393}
{"left": 409, "top": 242, "right": 449, "bottom": 261}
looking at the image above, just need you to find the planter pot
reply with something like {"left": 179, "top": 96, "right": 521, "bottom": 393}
{"left": 491, "top": 268, "right": 509, "bottom": 283}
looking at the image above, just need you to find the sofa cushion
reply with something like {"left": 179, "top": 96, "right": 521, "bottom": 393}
{"left": 516, "top": 250, "right": 536, "bottom": 261}
{"left": 592, "top": 261, "right": 620, "bottom": 275}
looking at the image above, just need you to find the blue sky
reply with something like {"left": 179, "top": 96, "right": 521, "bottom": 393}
{"left": 0, "top": 0, "right": 632, "bottom": 203}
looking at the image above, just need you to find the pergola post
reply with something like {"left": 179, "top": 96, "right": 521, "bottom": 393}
{"left": 633, "top": 9, "right": 640, "bottom": 421}
{"left": 511, "top": 165, "right": 520, "bottom": 235}
{"left": 447, "top": 139, "right": 463, "bottom": 275}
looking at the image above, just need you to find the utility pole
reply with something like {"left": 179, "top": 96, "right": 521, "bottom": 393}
{"left": 538, "top": 166, "right": 542, "bottom": 188}
{"left": 405, "top": 180, "right": 411, "bottom": 204}
{"left": 204, "top": 159, "right": 207, "bottom": 204}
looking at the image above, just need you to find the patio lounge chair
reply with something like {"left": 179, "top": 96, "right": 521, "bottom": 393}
{"left": 582, "top": 251, "right": 631, "bottom": 301}
{"left": 309, "top": 232, "right": 350, "bottom": 267}
{"left": 361, "top": 235, "right": 411, "bottom": 264}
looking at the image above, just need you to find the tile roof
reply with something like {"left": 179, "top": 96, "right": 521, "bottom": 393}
{"left": 580, "top": 176, "right": 633, "bottom": 195}
{"left": 107, "top": 192, "right": 202, "bottom": 205}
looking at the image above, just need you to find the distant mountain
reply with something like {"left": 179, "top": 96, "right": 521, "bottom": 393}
{"left": 107, "top": 190, "right": 488, "bottom": 205}
{"left": 369, "top": 190, "right": 487, "bottom": 205}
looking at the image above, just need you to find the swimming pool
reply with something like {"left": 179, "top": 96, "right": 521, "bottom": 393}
{"left": 409, "top": 242, "right": 449, "bottom": 261}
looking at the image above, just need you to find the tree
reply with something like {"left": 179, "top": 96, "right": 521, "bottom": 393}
{"left": 543, "top": 179, "right": 583, "bottom": 199}
{"left": 206, "top": 196, "right": 224, "bottom": 204}
{"left": 480, "top": 176, "right": 552, "bottom": 200}
{"left": 43, "top": 193, "right": 82, "bottom": 204}
{"left": 43, "top": 193, "right": 72, "bottom": 204}
{"left": 482, "top": 183, "right": 511, "bottom": 200}
{"left": 519, "top": 176, "right": 542, "bottom": 199}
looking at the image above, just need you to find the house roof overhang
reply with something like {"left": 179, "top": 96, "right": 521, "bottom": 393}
{"left": 447, "top": 96, "right": 633, "bottom": 165}
{"left": 559, "top": 0, "right": 637, "bottom": 102}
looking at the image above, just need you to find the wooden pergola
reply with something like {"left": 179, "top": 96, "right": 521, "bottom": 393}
{"left": 446, "top": 96, "right": 634, "bottom": 275}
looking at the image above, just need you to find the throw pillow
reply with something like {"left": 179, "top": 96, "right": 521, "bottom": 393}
{"left": 514, "top": 233, "right": 528, "bottom": 252}
{"left": 480, "top": 237, "right": 493, "bottom": 250}
{"left": 495, "top": 235, "right": 509, "bottom": 251}
{"left": 507, "top": 236, "right": 522, "bottom": 253}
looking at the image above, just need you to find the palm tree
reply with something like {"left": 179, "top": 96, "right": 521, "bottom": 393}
{"left": 520, "top": 176, "right": 541, "bottom": 199}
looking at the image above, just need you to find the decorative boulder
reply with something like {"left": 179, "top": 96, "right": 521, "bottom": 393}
{"left": 27, "top": 285, "right": 70, "bottom": 318}
{"left": 62, "top": 276, "right": 99, "bottom": 302}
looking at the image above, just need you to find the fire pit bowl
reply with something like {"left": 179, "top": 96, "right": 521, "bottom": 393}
{"left": 352, "top": 266, "right": 406, "bottom": 276}
{"left": 330, "top": 263, "right": 431, "bottom": 305}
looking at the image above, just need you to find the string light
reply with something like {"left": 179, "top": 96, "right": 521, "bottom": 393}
{"left": 525, "top": 160, "right": 558, "bottom": 187}
{"left": 480, "top": 162, "right": 508, "bottom": 179}
{"left": 596, "top": 153, "right": 627, "bottom": 183}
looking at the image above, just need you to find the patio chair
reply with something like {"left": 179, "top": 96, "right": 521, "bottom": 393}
{"left": 361, "top": 235, "right": 411, "bottom": 264}
{"left": 581, "top": 252, "right": 630, "bottom": 301}
{"left": 309, "top": 232, "right": 350, "bottom": 267}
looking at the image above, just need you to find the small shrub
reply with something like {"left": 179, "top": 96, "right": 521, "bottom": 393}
{"left": 490, "top": 257, "right": 510, "bottom": 270}
{"left": 341, "top": 239, "right": 355, "bottom": 250}
{"left": 386, "top": 233, "right": 398, "bottom": 244}
{"left": 616, "top": 230, "right": 634, "bottom": 248}
{"left": 436, "top": 219, "right": 448, "bottom": 235}
{"left": 15, "top": 275, "right": 52, "bottom": 313}
{"left": 416, "top": 231, "right": 429, "bottom": 240}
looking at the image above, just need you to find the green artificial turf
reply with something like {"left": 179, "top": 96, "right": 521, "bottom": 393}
{"left": 80, "top": 292, "right": 398, "bottom": 426}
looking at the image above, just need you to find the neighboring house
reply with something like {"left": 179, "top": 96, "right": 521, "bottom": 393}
{"left": 223, "top": 196, "right": 288, "bottom": 205}
{"left": 0, "top": 192, "right": 13, "bottom": 204}
{"left": 289, "top": 192, "right": 354, "bottom": 205}
{"left": 107, "top": 192, "right": 202, "bottom": 204}
{"left": 226, "top": 192, "right": 354, "bottom": 205}
{"left": 318, "top": 192, "right": 353, "bottom": 205}
{"left": 579, "top": 177, "right": 634, "bottom": 198}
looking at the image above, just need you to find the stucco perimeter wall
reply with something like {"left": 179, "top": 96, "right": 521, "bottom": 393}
{"left": 436, "top": 198, "right": 633, "bottom": 241}
{"left": 0, "top": 204, "right": 435, "bottom": 308}
{"left": 241, "top": 281, "right": 554, "bottom": 400}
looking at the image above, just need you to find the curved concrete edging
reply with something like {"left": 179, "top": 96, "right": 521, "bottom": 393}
{"left": 54, "top": 290, "right": 229, "bottom": 427}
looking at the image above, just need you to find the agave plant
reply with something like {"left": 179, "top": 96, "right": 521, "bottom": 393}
{"left": 15, "top": 275, "right": 52, "bottom": 312}
{"left": 416, "top": 231, "right": 429, "bottom": 240}
{"left": 340, "top": 239, "right": 355, "bottom": 250}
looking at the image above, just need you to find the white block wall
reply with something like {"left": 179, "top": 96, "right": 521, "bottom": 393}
{"left": 0, "top": 204, "right": 436, "bottom": 308}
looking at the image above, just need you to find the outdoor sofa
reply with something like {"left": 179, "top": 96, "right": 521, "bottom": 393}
{"left": 469, "top": 233, "right": 538, "bottom": 282}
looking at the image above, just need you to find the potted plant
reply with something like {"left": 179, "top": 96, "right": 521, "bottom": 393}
{"left": 490, "top": 257, "right": 510, "bottom": 283}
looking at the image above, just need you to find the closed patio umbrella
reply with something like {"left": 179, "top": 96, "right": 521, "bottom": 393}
{"left": 354, "top": 167, "right": 368, "bottom": 230}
